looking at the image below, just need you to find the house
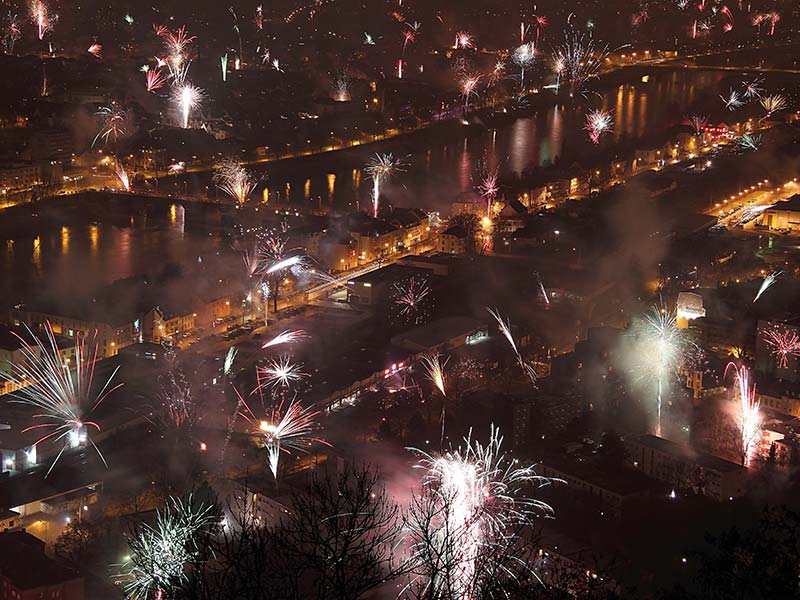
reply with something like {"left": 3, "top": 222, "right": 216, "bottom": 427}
{"left": 0, "top": 531, "right": 84, "bottom": 600}
{"left": 387, "top": 207, "right": 431, "bottom": 251}
{"left": 141, "top": 306, "right": 196, "bottom": 343}
{"left": 439, "top": 226, "right": 469, "bottom": 254}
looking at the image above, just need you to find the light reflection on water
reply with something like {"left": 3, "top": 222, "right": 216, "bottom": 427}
{"left": 0, "top": 69, "right": 746, "bottom": 306}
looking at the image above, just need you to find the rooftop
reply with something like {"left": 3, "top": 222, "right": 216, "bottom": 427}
{"left": 767, "top": 194, "right": 800, "bottom": 213}
{"left": 629, "top": 434, "right": 746, "bottom": 474}
{"left": 0, "top": 531, "right": 82, "bottom": 590}
{"left": 391, "top": 315, "right": 486, "bottom": 352}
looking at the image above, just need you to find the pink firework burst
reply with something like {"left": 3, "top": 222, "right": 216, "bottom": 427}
{"left": 145, "top": 68, "right": 167, "bottom": 93}
{"left": 584, "top": 109, "right": 614, "bottom": 144}
{"left": 454, "top": 31, "right": 474, "bottom": 49}
{"left": 763, "top": 325, "right": 800, "bottom": 368}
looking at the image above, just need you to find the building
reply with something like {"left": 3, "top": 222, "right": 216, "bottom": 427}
{"left": 0, "top": 162, "right": 41, "bottom": 193}
{"left": 10, "top": 305, "right": 137, "bottom": 359}
{"left": 439, "top": 226, "right": 469, "bottom": 254}
{"left": 141, "top": 306, "right": 196, "bottom": 343}
{"left": 626, "top": 434, "right": 747, "bottom": 501}
{"left": 676, "top": 291, "right": 706, "bottom": 328}
{"left": 540, "top": 456, "right": 658, "bottom": 518}
{"left": 387, "top": 207, "right": 431, "bottom": 251}
{"left": 760, "top": 195, "right": 800, "bottom": 232}
{"left": 391, "top": 316, "right": 488, "bottom": 354}
{"left": 0, "top": 531, "right": 84, "bottom": 600}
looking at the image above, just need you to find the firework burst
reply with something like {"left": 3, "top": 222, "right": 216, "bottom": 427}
{"left": 257, "top": 355, "right": 308, "bottom": 389}
{"left": 454, "top": 31, "right": 474, "bottom": 49}
{"left": 406, "top": 426, "right": 555, "bottom": 598}
{"left": 116, "top": 495, "right": 215, "bottom": 599}
{"left": 29, "top": 0, "right": 55, "bottom": 40}
{"left": 553, "top": 29, "right": 608, "bottom": 97}
{"left": 87, "top": 43, "right": 102, "bottom": 58}
{"left": 145, "top": 68, "right": 167, "bottom": 92}
{"left": 584, "top": 109, "right": 613, "bottom": 144}
{"left": 760, "top": 94, "right": 787, "bottom": 119}
{"left": 392, "top": 276, "right": 433, "bottom": 325}
{"left": 366, "top": 153, "right": 406, "bottom": 218}
{"left": 687, "top": 114, "right": 708, "bottom": 136}
{"left": 92, "top": 104, "right": 127, "bottom": 147}
{"left": 720, "top": 88, "right": 743, "bottom": 111}
{"left": 763, "top": 324, "right": 800, "bottom": 369}
{"left": 629, "top": 305, "right": 689, "bottom": 436}
{"left": 213, "top": 160, "right": 256, "bottom": 206}
{"left": 486, "top": 307, "right": 536, "bottom": 383}
{"left": 512, "top": 43, "right": 535, "bottom": 91}
{"left": 737, "top": 133, "right": 761, "bottom": 151}
{"left": 172, "top": 83, "right": 202, "bottom": 129}
{"left": 236, "top": 388, "right": 328, "bottom": 478}
{"left": 3, "top": 324, "right": 122, "bottom": 476}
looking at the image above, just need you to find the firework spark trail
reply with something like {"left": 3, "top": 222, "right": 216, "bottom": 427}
{"left": 366, "top": 153, "right": 406, "bottom": 218}
{"left": 720, "top": 88, "right": 743, "bottom": 110}
{"left": 421, "top": 354, "right": 448, "bottom": 397}
{"left": 213, "top": 160, "right": 256, "bottom": 206}
{"left": 116, "top": 495, "right": 214, "bottom": 599}
{"left": 257, "top": 355, "right": 308, "bottom": 389}
{"left": 535, "top": 272, "right": 550, "bottom": 305}
{"left": 407, "top": 426, "right": 556, "bottom": 598}
{"left": 223, "top": 346, "right": 238, "bottom": 376}
{"left": 262, "top": 330, "right": 307, "bottom": 349}
{"left": 331, "top": 71, "right": 351, "bottom": 101}
{"left": 486, "top": 307, "right": 536, "bottom": 383}
{"left": 235, "top": 387, "right": 329, "bottom": 478}
{"left": 764, "top": 325, "right": 800, "bottom": 369}
{"left": 584, "top": 109, "right": 613, "bottom": 144}
{"left": 173, "top": 83, "right": 202, "bottom": 129}
{"left": 87, "top": 43, "right": 102, "bottom": 58}
{"left": 3, "top": 323, "right": 122, "bottom": 476}
{"left": 115, "top": 159, "right": 131, "bottom": 192}
{"left": 265, "top": 254, "right": 304, "bottom": 275}
{"left": 754, "top": 270, "right": 781, "bottom": 302}
{"left": 725, "top": 363, "right": 762, "bottom": 466}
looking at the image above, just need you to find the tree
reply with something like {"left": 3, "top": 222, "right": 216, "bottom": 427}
{"left": 665, "top": 507, "right": 800, "bottom": 600}
{"left": 54, "top": 521, "right": 95, "bottom": 568}
{"left": 179, "top": 463, "right": 410, "bottom": 600}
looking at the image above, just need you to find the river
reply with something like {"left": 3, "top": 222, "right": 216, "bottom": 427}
{"left": 0, "top": 66, "right": 793, "bottom": 309}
